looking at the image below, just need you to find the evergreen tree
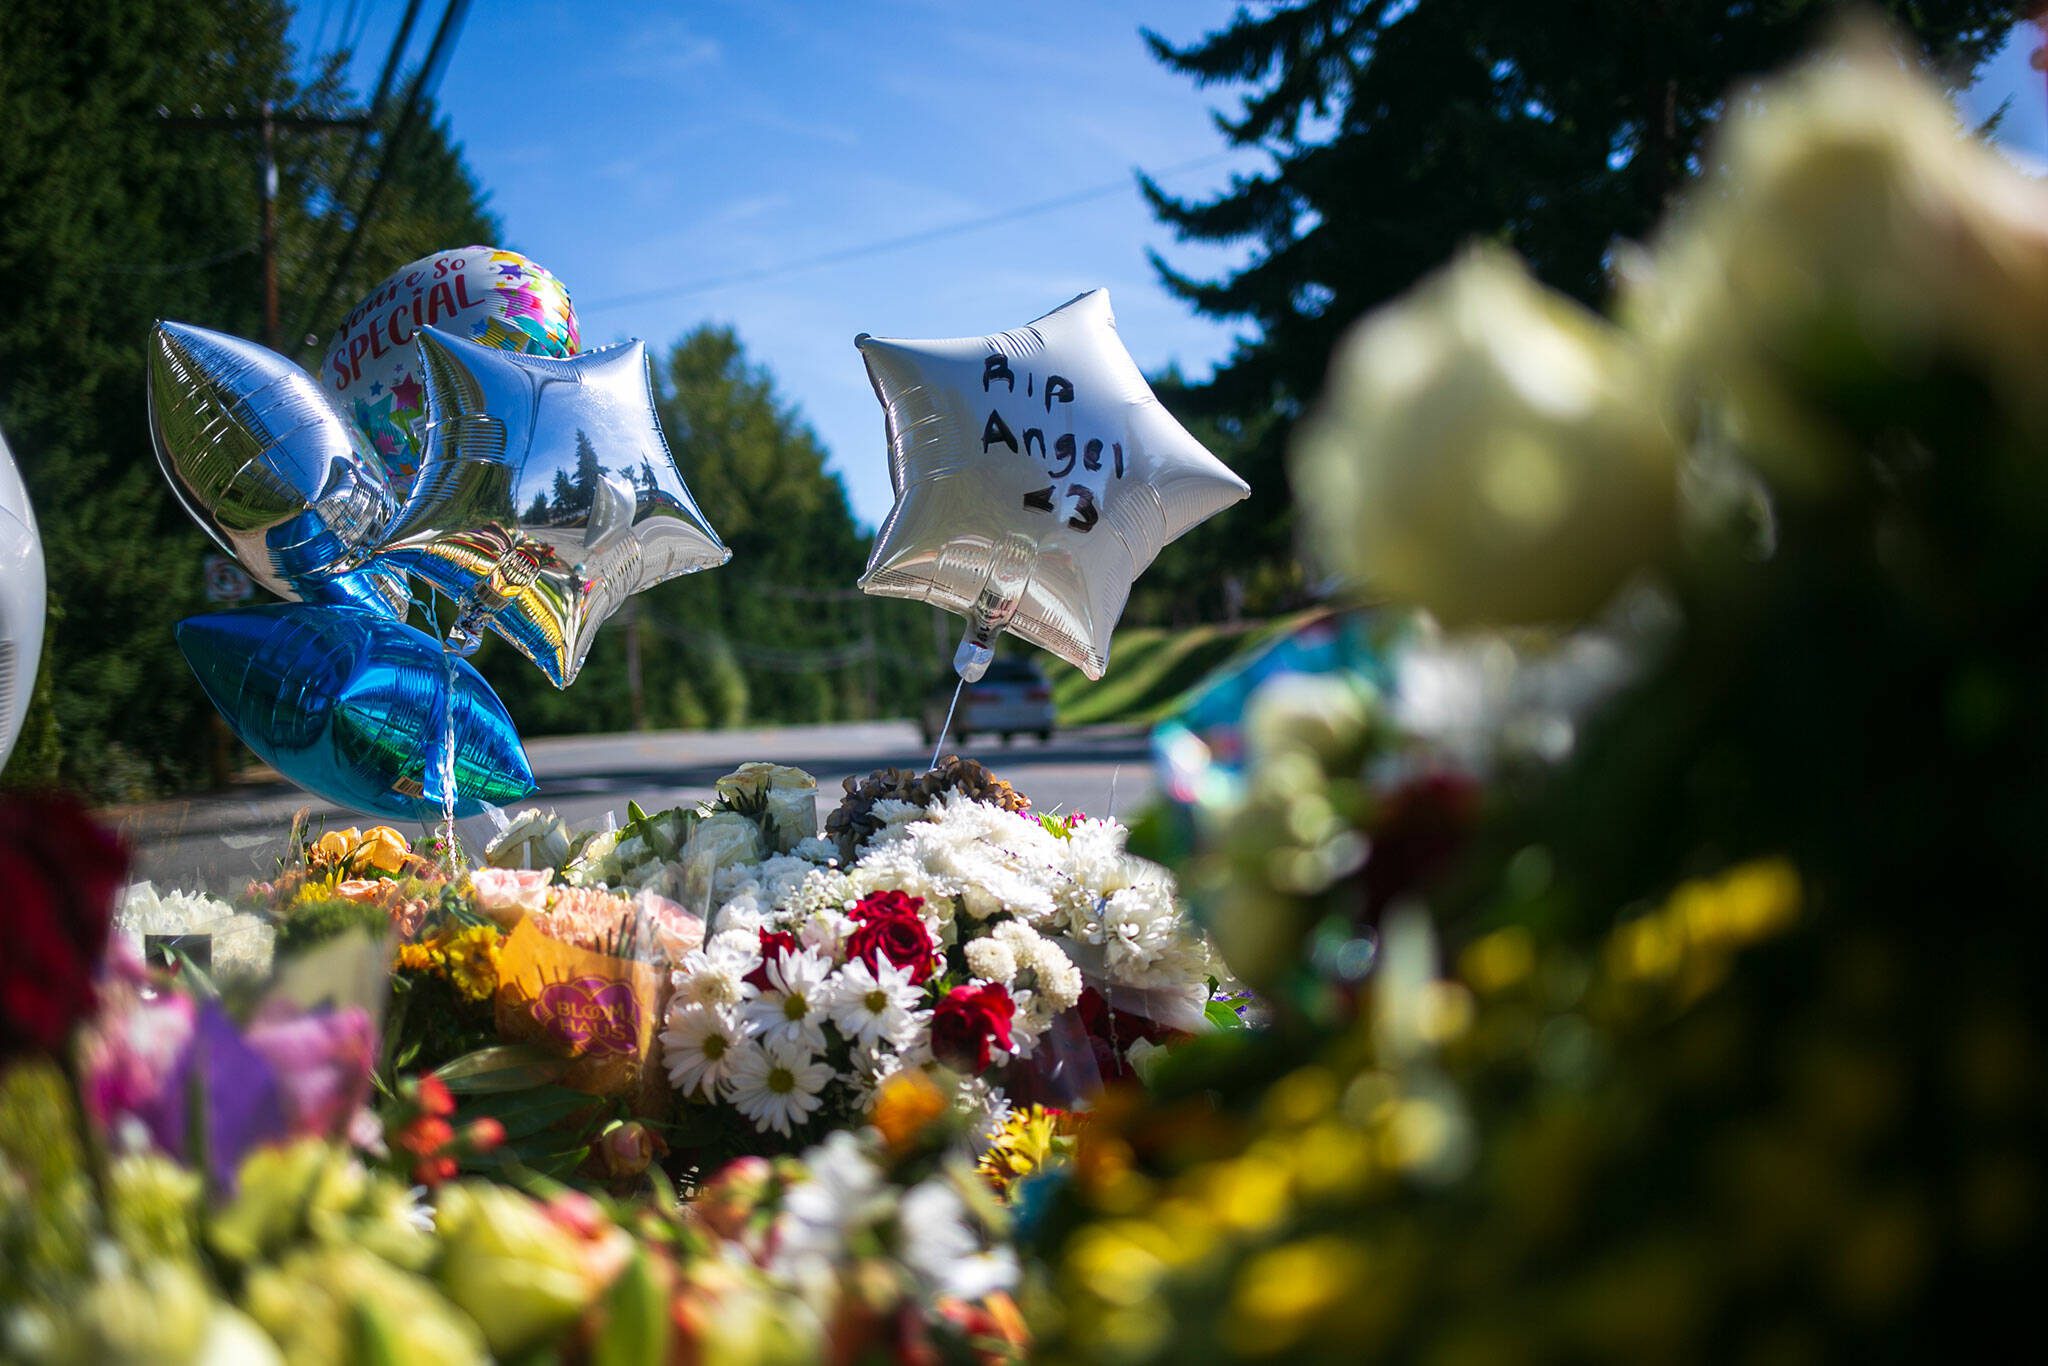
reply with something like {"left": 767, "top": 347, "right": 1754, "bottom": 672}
{"left": 1139, "top": 0, "right": 2016, "bottom": 600}
{"left": 0, "top": 4, "right": 496, "bottom": 798}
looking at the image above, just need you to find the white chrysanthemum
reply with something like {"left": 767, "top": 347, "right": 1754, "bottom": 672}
{"left": 790, "top": 836, "right": 839, "bottom": 866}
{"left": 898, "top": 1179, "right": 1019, "bottom": 1301}
{"left": 1026, "top": 935, "right": 1084, "bottom": 1014}
{"left": 726, "top": 1035, "right": 834, "bottom": 1137}
{"left": 962, "top": 936, "right": 1018, "bottom": 983}
{"left": 823, "top": 956, "right": 925, "bottom": 1049}
{"left": 742, "top": 946, "right": 833, "bottom": 1053}
{"left": 1083, "top": 880, "right": 1179, "bottom": 978}
{"left": 755, "top": 854, "right": 820, "bottom": 907}
{"left": 846, "top": 844, "right": 957, "bottom": 920}
{"left": 660, "top": 1002, "right": 744, "bottom": 1097}
{"left": 670, "top": 936, "right": 759, "bottom": 1011}
{"left": 115, "top": 882, "right": 275, "bottom": 981}
{"left": 863, "top": 798, "right": 929, "bottom": 847}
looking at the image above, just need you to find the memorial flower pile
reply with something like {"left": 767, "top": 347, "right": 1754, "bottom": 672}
{"left": 659, "top": 784, "right": 1217, "bottom": 1151}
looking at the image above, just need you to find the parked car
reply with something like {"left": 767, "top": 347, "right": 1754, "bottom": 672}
{"left": 920, "top": 657, "right": 1055, "bottom": 747}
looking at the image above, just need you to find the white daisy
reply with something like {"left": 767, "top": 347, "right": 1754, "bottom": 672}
{"left": 725, "top": 1035, "right": 834, "bottom": 1137}
{"left": 742, "top": 946, "right": 833, "bottom": 1053}
{"left": 660, "top": 1002, "right": 744, "bottom": 1097}
{"left": 669, "top": 938, "right": 759, "bottom": 1012}
{"left": 823, "top": 956, "right": 925, "bottom": 1049}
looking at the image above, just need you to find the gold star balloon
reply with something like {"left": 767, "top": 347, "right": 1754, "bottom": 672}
{"left": 371, "top": 326, "right": 729, "bottom": 687}
{"left": 856, "top": 289, "right": 1249, "bottom": 680}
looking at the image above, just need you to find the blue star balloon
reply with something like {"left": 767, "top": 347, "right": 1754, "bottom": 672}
{"left": 175, "top": 603, "right": 534, "bottom": 820}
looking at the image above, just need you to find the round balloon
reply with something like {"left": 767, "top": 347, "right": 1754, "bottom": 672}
{"left": 855, "top": 290, "right": 1249, "bottom": 682}
{"left": 320, "top": 247, "right": 582, "bottom": 500}
{"left": 0, "top": 422, "right": 46, "bottom": 772}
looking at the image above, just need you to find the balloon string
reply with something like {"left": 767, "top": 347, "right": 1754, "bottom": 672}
{"left": 929, "top": 677, "right": 965, "bottom": 773}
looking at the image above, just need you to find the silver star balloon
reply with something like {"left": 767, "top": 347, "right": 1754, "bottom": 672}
{"left": 856, "top": 289, "right": 1249, "bottom": 680}
{"left": 148, "top": 321, "right": 405, "bottom": 614}
{"left": 372, "top": 326, "right": 729, "bottom": 687}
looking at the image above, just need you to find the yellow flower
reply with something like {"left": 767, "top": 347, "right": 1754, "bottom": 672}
{"left": 1605, "top": 858, "right": 1800, "bottom": 989}
{"left": 441, "top": 924, "right": 503, "bottom": 1002}
{"left": 397, "top": 941, "right": 441, "bottom": 975}
{"left": 312, "top": 828, "right": 360, "bottom": 864}
{"left": 977, "top": 1105, "right": 1071, "bottom": 1197}
{"left": 353, "top": 825, "right": 412, "bottom": 875}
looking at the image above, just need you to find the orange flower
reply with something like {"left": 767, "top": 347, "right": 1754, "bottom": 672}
{"left": 869, "top": 1070, "right": 948, "bottom": 1155}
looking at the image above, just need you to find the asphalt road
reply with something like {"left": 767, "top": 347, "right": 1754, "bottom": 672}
{"left": 109, "top": 720, "right": 1158, "bottom": 896}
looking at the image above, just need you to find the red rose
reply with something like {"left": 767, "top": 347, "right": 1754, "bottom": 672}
{"left": 930, "top": 982, "right": 1015, "bottom": 1073}
{"left": 1361, "top": 770, "right": 1483, "bottom": 923}
{"left": 1, "top": 794, "right": 127, "bottom": 1062}
{"left": 743, "top": 928, "right": 801, "bottom": 991}
{"left": 852, "top": 889, "right": 923, "bottom": 923}
{"left": 846, "top": 890, "right": 937, "bottom": 985}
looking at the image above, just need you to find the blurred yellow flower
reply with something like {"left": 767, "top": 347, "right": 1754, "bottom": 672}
{"left": 869, "top": 1069, "right": 948, "bottom": 1154}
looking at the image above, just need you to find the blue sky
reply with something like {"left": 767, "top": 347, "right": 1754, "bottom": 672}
{"left": 289, "top": 3, "right": 2046, "bottom": 530}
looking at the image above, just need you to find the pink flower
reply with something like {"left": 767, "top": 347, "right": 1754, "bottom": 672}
{"left": 636, "top": 889, "right": 704, "bottom": 961}
{"left": 82, "top": 992, "right": 196, "bottom": 1128}
{"left": 244, "top": 1006, "right": 377, "bottom": 1139}
{"left": 470, "top": 867, "right": 555, "bottom": 922}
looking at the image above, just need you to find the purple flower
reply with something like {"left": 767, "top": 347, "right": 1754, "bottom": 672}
{"left": 246, "top": 1005, "right": 377, "bottom": 1139}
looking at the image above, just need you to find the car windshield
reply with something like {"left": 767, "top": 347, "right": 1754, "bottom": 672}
{"left": 981, "top": 659, "right": 1045, "bottom": 683}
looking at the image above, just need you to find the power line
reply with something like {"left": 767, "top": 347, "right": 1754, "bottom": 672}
{"left": 578, "top": 151, "right": 1241, "bottom": 313}
{"left": 289, "top": 0, "right": 423, "bottom": 330}
{"left": 293, "top": 0, "right": 465, "bottom": 351}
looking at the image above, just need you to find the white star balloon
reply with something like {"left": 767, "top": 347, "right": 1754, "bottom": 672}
{"left": 855, "top": 289, "right": 1249, "bottom": 681}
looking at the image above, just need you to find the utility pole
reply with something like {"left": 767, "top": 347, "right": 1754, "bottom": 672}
{"left": 860, "top": 597, "right": 880, "bottom": 720}
{"left": 158, "top": 101, "right": 366, "bottom": 784}
{"left": 158, "top": 101, "right": 369, "bottom": 347}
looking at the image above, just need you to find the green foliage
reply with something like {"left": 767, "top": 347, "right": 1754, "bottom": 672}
{"left": 0, "top": 6, "right": 496, "bottom": 800}
{"left": 274, "top": 894, "right": 390, "bottom": 953}
{"left": 1138, "top": 0, "right": 2015, "bottom": 609}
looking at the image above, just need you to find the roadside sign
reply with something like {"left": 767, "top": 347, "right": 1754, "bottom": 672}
{"left": 202, "top": 553, "right": 254, "bottom": 604}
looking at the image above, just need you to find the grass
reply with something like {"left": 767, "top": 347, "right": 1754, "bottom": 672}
{"left": 1052, "top": 612, "right": 1320, "bottom": 727}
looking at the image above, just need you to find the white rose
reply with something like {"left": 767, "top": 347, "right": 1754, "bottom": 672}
{"left": 1294, "top": 245, "right": 1678, "bottom": 626}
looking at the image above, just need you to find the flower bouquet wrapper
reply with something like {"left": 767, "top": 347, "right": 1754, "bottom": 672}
{"left": 492, "top": 919, "right": 672, "bottom": 1120}
{"left": 679, "top": 810, "right": 767, "bottom": 914}
{"left": 714, "top": 762, "right": 819, "bottom": 854}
